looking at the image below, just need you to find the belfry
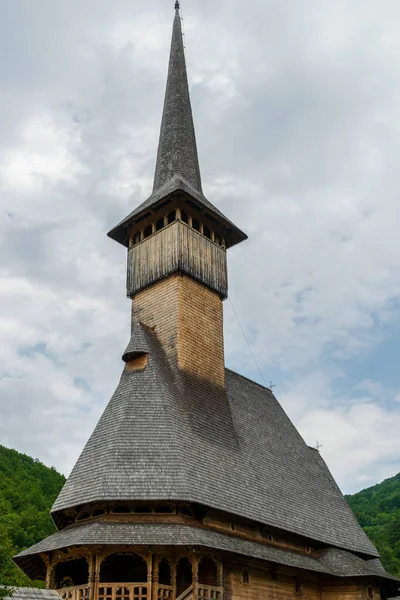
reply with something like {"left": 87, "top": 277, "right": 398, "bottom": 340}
{"left": 14, "top": 5, "right": 399, "bottom": 600}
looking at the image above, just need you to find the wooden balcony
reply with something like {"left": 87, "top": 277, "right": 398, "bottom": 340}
{"left": 127, "top": 221, "right": 228, "bottom": 299}
{"left": 97, "top": 583, "right": 149, "bottom": 600}
{"left": 58, "top": 585, "right": 89, "bottom": 600}
{"left": 57, "top": 583, "right": 221, "bottom": 600}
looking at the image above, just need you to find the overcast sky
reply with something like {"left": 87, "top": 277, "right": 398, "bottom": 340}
{"left": 1, "top": 0, "right": 400, "bottom": 495}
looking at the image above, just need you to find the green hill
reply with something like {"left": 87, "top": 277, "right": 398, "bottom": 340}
{"left": 0, "top": 445, "right": 65, "bottom": 587}
{"left": 346, "top": 472, "right": 400, "bottom": 577}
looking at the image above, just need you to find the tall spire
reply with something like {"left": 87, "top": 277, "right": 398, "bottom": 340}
{"left": 153, "top": 4, "right": 203, "bottom": 194}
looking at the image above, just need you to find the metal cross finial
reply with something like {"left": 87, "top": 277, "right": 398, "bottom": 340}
{"left": 175, "top": 1, "right": 180, "bottom": 9}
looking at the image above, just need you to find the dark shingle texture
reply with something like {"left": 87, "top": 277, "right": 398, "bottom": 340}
{"left": 122, "top": 323, "right": 151, "bottom": 362}
{"left": 51, "top": 329, "right": 378, "bottom": 558}
{"left": 153, "top": 9, "right": 202, "bottom": 195}
{"left": 14, "top": 523, "right": 397, "bottom": 582}
{"left": 107, "top": 10, "right": 247, "bottom": 249}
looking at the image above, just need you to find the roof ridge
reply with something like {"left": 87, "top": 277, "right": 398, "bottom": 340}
{"left": 225, "top": 367, "right": 273, "bottom": 394}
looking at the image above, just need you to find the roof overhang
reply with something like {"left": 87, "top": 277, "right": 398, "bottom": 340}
{"left": 107, "top": 177, "right": 247, "bottom": 249}
{"left": 14, "top": 522, "right": 399, "bottom": 584}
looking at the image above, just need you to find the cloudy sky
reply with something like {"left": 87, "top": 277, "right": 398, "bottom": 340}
{"left": 1, "top": 0, "right": 400, "bottom": 495}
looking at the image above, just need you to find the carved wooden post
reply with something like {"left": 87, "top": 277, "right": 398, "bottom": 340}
{"left": 152, "top": 556, "right": 159, "bottom": 600}
{"left": 172, "top": 560, "right": 177, "bottom": 600}
{"left": 191, "top": 553, "right": 199, "bottom": 600}
{"left": 218, "top": 561, "right": 223, "bottom": 599}
{"left": 147, "top": 552, "right": 153, "bottom": 600}
{"left": 88, "top": 552, "right": 96, "bottom": 600}
{"left": 42, "top": 554, "right": 51, "bottom": 589}
{"left": 93, "top": 552, "right": 101, "bottom": 600}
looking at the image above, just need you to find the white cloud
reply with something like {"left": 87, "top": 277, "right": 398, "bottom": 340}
{"left": 0, "top": 0, "right": 400, "bottom": 496}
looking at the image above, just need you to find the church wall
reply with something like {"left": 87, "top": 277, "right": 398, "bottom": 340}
{"left": 223, "top": 559, "right": 322, "bottom": 600}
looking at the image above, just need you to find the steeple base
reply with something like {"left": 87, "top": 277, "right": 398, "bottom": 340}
{"left": 131, "top": 273, "right": 225, "bottom": 388}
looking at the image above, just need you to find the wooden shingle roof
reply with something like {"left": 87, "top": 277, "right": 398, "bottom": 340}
{"left": 13, "top": 522, "right": 398, "bottom": 583}
{"left": 107, "top": 7, "right": 247, "bottom": 248}
{"left": 51, "top": 326, "right": 378, "bottom": 558}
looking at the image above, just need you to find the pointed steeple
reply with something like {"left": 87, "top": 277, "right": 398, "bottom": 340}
{"left": 153, "top": 3, "right": 202, "bottom": 194}
{"left": 108, "top": 6, "right": 247, "bottom": 249}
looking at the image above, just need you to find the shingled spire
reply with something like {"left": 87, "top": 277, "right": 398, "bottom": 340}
{"left": 108, "top": 5, "right": 247, "bottom": 249}
{"left": 153, "top": 3, "right": 202, "bottom": 194}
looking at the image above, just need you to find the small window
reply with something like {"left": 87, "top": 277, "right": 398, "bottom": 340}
{"left": 203, "top": 226, "right": 211, "bottom": 239}
{"left": 135, "top": 505, "right": 152, "bottom": 513}
{"left": 241, "top": 569, "right": 249, "bottom": 584}
{"left": 367, "top": 587, "right": 373, "bottom": 600}
{"left": 156, "top": 218, "right": 164, "bottom": 232}
{"left": 155, "top": 505, "right": 174, "bottom": 513}
{"left": 133, "top": 232, "right": 141, "bottom": 245}
{"left": 181, "top": 211, "right": 189, "bottom": 224}
{"left": 112, "top": 505, "right": 131, "bottom": 514}
{"left": 167, "top": 210, "right": 176, "bottom": 224}
{"left": 93, "top": 509, "right": 106, "bottom": 517}
{"left": 179, "top": 506, "right": 194, "bottom": 517}
{"left": 192, "top": 218, "right": 200, "bottom": 232}
{"left": 230, "top": 523, "right": 236, "bottom": 531}
{"left": 295, "top": 580, "right": 301, "bottom": 595}
{"left": 305, "top": 545, "right": 312, "bottom": 554}
{"left": 77, "top": 512, "right": 90, "bottom": 521}
{"left": 144, "top": 225, "right": 153, "bottom": 238}
{"left": 260, "top": 528, "right": 273, "bottom": 542}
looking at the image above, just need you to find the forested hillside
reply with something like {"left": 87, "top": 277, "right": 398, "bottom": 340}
{"left": 346, "top": 472, "right": 400, "bottom": 577}
{"left": 0, "top": 445, "right": 65, "bottom": 587}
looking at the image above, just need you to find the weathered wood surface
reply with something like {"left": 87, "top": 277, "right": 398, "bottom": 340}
{"left": 127, "top": 221, "right": 228, "bottom": 299}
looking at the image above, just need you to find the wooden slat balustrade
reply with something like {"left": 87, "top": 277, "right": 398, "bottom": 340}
{"left": 127, "top": 221, "right": 228, "bottom": 299}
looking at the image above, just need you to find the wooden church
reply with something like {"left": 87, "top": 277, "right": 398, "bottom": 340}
{"left": 14, "top": 4, "right": 400, "bottom": 600}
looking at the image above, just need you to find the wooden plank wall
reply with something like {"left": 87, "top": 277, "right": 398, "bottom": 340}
{"left": 127, "top": 222, "right": 227, "bottom": 299}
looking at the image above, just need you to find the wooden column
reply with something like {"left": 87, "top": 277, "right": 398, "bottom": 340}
{"left": 88, "top": 552, "right": 96, "bottom": 600}
{"left": 147, "top": 552, "right": 153, "bottom": 600}
{"left": 218, "top": 561, "right": 224, "bottom": 599}
{"left": 152, "top": 556, "right": 159, "bottom": 600}
{"left": 42, "top": 554, "right": 52, "bottom": 589}
{"left": 191, "top": 554, "right": 199, "bottom": 600}
{"left": 172, "top": 560, "right": 177, "bottom": 600}
{"left": 93, "top": 552, "right": 101, "bottom": 600}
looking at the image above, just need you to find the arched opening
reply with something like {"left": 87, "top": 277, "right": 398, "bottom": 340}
{"left": 55, "top": 558, "right": 89, "bottom": 588}
{"left": 100, "top": 553, "right": 148, "bottom": 583}
{"left": 295, "top": 580, "right": 302, "bottom": 595}
{"left": 367, "top": 587, "right": 373, "bottom": 600}
{"left": 144, "top": 225, "right": 153, "bottom": 239}
{"left": 155, "top": 505, "right": 174, "bottom": 514}
{"left": 158, "top": 558, "right": 171, "bottom": 586}
{"left": 134, "top": 505, "right": 152, "bottom": 513}
{"left": 112, "top": 505, "right": 131, "bottom": 514}
{"left": 241, "top": 568, "right": 249, "bottom": 585}
{"left": 167, "top": 210, "right": 176, "bottom": 224}
{"left": 77, "top": 512, "right": 90, "bottom": 521}
{"left": 198, "top": 557, "right": 218, "bottom": 587}
{"left": 176, "top": 558, "right": 192, "bottom": 597}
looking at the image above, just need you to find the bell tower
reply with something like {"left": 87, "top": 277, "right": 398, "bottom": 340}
{"left": 108, "top": 4, "right": 247, "bottom": 388}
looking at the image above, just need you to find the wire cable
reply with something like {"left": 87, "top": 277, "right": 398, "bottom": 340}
{"left": 228, "top": 297, "right": 269, "bottom": 389}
